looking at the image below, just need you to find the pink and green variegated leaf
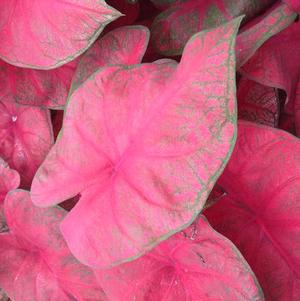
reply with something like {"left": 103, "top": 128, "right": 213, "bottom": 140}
{"left": 0, "top": 190, "right": 107, "bottom": 301}
{"left": 0, "top": 1, "right": 121, "bottom": 69}
{"left": 0, "top": 100, "right": 53, "bottom": 187}
{"left": 95, "top": 215, "right": 264, "bottom": 301}
{"left": 72, "top": 25, "right": 150, "bottom": 90}
{"left": 205, "top": 121, "right": 300, "bottom": 301}
{"left": 236, "top": 2, "right": 297, "bottom": 68}
{"left": 31, "top": 19, "right": 242, "bottom": 268}
{"left": 150, "top": 0, "right": 276, "bottom": 56}
{"left": 0, "top": 158, "right": 19, "bottom": 231}
{"left": 0, "top": 58, "right": 78, "bottom": 109}
{"left": 237, "top": 77, "right": 280, "bottom": 127}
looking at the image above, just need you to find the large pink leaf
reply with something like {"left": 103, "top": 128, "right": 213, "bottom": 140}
{"left": 240, "top": 20, "right": 300, "bottom": 134}
{"left": 31, "top": 18, "right": 242, "bottom": 268}
{"left": 0, "top": 190, "right": 107, "bottom": 301}
{"left": 0, "top": 158, "right": 19, "bottom": 231}
{"left": 237, "top": 77, "right": 280, "bottom": 127}
{"left": 150, "top": 0, "right": 276, "bottom": 56}
{"left": 0, "top": 58, "right": 78, "bottom": 109}
{"left": 205, "top": 121, "right": 300, "bottom": 300}
{"left": 0, "top": 100, "right": 53, "bottom": 187}
{"left": 0, "top": 1, "right": 121, "bottom": 69}
{"left": 96, "top": 215, "right": 264, "bottom": 300}
{"left": 72, "top": 25, "right": 150, "bottom": 90}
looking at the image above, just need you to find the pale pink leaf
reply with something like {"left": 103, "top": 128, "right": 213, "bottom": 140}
{"left": 31, "top": 19, "right": 242, "bottom": 268}
{"left": 0, "top": 190, "right": 107, "bottom": 301}
{"left": 0, "top": 1, "right": 121, "bottom": 69}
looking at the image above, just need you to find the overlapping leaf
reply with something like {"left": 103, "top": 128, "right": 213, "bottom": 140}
{"left": 72, "top": 25, "right": 150, "bottom": 90}
{"left": 0, "top": 0, "right": 121, "bottom": 69}
{"left": 0, "top": 100, "right": 53, "bottom": 187}
{"left": 237, "top": 77, "right": 280, "bottom": 127}
{"left": 0, "top": 158, "right": 19, "bottom": 231}
{"left": 150, "top": 0, "right": 276, "bottom": 56}
{"left": 240, "top": 20, "right": 300, "bottom": 134}
{"left": 0, "top": 58, "right": 78, "bottom": 109}
{"left": 205, "top": 121, "right": 300, "bottom": 301}
{"left": 31, "top": 19, "right": 241, "bottom": 268}
{"left": 0, "top": 190, "right": 107, "bottom": 301}
{"left": 95, "top": 215, "right": 264, "bottom": 301}
{"left": 236, "top": 2, "right": 297, "bottom": 68}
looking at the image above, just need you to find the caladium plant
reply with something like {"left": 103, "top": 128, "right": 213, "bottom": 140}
{"left": 95, "top": 215, "right": 264, "bottom": 300}
{"left": 0, "top": 190, "right": 108, "bottom": 301}
{"left": 205, "top": 121, "right": 300, "bottom": 301}
{"left": 0, "top": 0, "right": 121, "bottom": 69}
{"left": 0, "top": 158, "right": 19, "bottom": 231}
{"left": 0, "top": 58, "right": 78, "bottom": 109}
{"left": 31, "top": 18, "right": 242, "bottom": 268}
{"left": 0, "top": 0, "right": 300, "bottom": 300}
{"left": 150, "top": 0, "right": 288, "bottom": 56}
{"left": 241, "top": 19, "right": 300, "bottom": 135}
{"left": 72, "top": 25, "right": 150, "bottom": 90}
{"left": 237, "top": 77, "right": 280, "bottom": 127}
{"left": 0, "top": 99, "right": 53, "bottom": 187}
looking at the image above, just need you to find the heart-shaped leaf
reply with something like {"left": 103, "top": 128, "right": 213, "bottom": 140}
{"left": 0, "top": 58, "right": 78, "bottom": 109}
{"left": 72, "top": 25, "right": 150, "bottom": 90}
{"left": 150, "top": 0, "right": 276, "bottom": 56}
{"left": 0, "top": 1, "right": 121, "bottom": 69}
{"left": 0, "top": 100, "right": 53, "bottom": 187}
{"left": 0, "top": 190, "right": 107, "bottom": 301}
{"left": 31, "top": 18, "right": 242, "bottom": 268}
{"left": 205, "top": 121, "right": 300, "bottom": 301}
{"left": 95, "top": 215, "right": 264, "bottom": 301}
{"left": 237, "top": 77, "right": 280, "bottom": 127}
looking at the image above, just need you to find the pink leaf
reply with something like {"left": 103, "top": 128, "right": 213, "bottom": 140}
{"left": 236, "top": 2, "right": 297, "bottom": 68}
{"left": 72, "top": 25, "right": 150, "bottom": 90}
{"left": 0, "top": 1, "right": 121, "bottom": 69}
{"left": 205, "top": 121, "right": 300, "bottom": 301}
{"left": 95, "top": 215, "right": 264, "bottom": 301}
{"left": 0, "top": 100, "right": 53, "bottom": 187}
{"left": 237, "top": 77, "right": 280, "bottom": 127}
{"left": 0, "top": 58, "right": 78, "bottom": 109}
{"left": 0, "top": 158, "right": 19, "bottom": 231}
{"left": 240, "top": 20, "right": 300, "bottom": 118}
{"left": 150, "top": 0, "right": 276, "bottom": 56}
{"left": 0, "top": 190, "right": 107, "bottom": 301}
{"left": 31, "top": 18, "right": 242, "bottom": 268}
